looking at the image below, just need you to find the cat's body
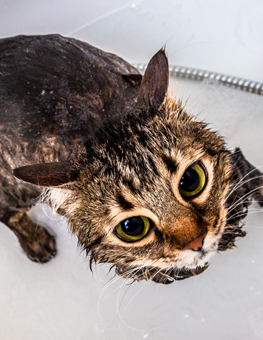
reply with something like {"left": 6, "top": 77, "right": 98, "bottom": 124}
{"left": 0, "top": 34, "right": 262, "bottom": 283}
{"left": 0, "top": 34, "right": 141, "bottom": 262}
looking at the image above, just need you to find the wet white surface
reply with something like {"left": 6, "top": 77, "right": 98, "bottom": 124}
{"left": 0, "top": 1, "right": 263, "bottom": 339}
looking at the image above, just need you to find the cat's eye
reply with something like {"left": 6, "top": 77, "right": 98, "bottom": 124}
{"left": 179, "top": 162, "right": 207, "bottom": 199}
{"left": 114, "top": 216, "right": 150, "bottom": 242}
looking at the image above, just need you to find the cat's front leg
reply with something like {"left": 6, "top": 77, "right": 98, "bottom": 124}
{"left": 0, "top": 211, "right": 56, "bottom": 263}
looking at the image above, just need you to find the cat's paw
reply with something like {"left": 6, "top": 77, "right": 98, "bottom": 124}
{"left": 2, "top": 211, "right": 57, "bottom": 263}
{"left": 18, "top": 225, "right": 57, "bottom": 263}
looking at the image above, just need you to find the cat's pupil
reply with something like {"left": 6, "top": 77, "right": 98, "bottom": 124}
{"left": 121, "top": 217, "right": 144, "bottom": 236}
{"left": 180, "top": 168, "right": 200, "bottom": 192}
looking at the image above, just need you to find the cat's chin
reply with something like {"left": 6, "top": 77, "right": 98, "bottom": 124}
{"left": 115, "top": 262, "right": 210, "bottom": 285}
{"left": 152, "top": 264, "right": 210, "bottom": 284}
{"left": 114, "top": 236, "right": 220, "bottom": 284}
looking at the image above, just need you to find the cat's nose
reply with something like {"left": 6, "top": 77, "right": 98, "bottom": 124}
{"left": 183, "top": 233, "right": 206, "bottom": 251}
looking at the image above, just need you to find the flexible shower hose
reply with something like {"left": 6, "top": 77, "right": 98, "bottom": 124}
{"left": 132, "top": 63, "right": 263, "bottom": 96}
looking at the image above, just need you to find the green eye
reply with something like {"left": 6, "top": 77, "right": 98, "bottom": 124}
{"left": 179, "top": 162, "right": 207, "bottom": 198}
{"left": 115, "top": 216, "right": 150, "bottom": 242}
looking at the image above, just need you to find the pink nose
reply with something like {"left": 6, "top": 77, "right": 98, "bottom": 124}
{"left": 183, "top": 233, "right": 206, "bottom": 251}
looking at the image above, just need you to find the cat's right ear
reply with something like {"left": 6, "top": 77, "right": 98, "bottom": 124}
{"left": 13, "top": 161, "right": 78, "bottom": 187}
{"left": 136, "top": 48, "right": 169, "bottom": 111}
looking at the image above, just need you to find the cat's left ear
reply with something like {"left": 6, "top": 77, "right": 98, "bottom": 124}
{"left": 13, "top": 161, "right": 77, "bottom": 187}
{"left": 136, "top": 48, "right": 169, "bottom": 111}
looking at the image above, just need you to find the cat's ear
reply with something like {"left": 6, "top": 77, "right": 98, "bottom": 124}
{"left": 13, "top": 161, "right": 77, "bottom": 187}
{"left": 136, "top": 48, "right": 169, "bottom": 111}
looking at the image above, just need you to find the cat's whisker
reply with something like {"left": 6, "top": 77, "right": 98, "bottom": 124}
{"left": 96, "top": 265, "right": 142, "bottom": 326}
{"left": 117, "top": 261, "right": 160, "bottom": 311}
{"left": 229, "top": 173, "right": 263, "bottom": 193}
{"left": 99, "top": 274, "right": 122, "bottom": 300}
{"left": 226, "top": 205, "right": 262, "bottom": 218}
{"left": 136, "top": 261, "right": 161, "bottom": 281}
{"left": 172, "top": 265, "right": 183, "bottom": 281}
{"left": 224, "top": 162, "right": 263, "bottom": 200}
{"left": 117, "top": 276, "right": 134, "bottom": 313}
{"left": 97, "top": 277, "right": 123, "bottom": 331}
{"left": 117, "top": 266, "right": 166, "bottom": 332}
{"left": 115, "top": 264, "right": 155, "bottom": 330}
{"left": 158, "top": 268, "right": 173, "bottom": 284}
{"left": 163, "top": 266, "right": 177, "bottom": 283}
{"left": 225, "top": 208, "right": 263, "bottom": 222}
{"left": 117, "top": 280, "right": 150, "bottom": 333}
{"left": 224, "top": 173, "right": 263, "bottom": 204}
{"left": 227, "top": 185, "right": 263, "bottom": 214}
{"left": 116, "top": 280, "right": 133, "bottom": 338}
{"left": 228, "top": 199, "right": 260, "bottom": 209}
{"left": 224, "top": 168, "right": 263, "bottom": 204}
{"left": 116, "top": 275, "right": 140, "bottom": 332}
{"left": 226, "top": 201, "right": 253, "bottom": 217}
{"left": 99, "top": 263, "right": 139, "bottom": 297}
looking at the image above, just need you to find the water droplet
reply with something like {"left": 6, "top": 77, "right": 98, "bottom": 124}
{"left": 95, "top": 323, "right": 105, "bottom": 333}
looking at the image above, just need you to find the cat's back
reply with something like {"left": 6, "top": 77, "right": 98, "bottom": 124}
{"left": 0, "top": 34, "right": 141, "bottom": 142}
{"left": 0, "top": 35, "right": 142, "bottom": 211}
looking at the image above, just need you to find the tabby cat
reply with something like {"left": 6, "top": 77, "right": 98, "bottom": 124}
{"left": 0, "top": 35, "right": 262, "bottom": 284}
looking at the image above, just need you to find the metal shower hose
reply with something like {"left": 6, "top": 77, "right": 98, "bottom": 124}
{"left": 132, "top": 63, "right": 263, "bottom": 96}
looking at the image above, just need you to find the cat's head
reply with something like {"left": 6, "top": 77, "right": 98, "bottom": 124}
{"left": 14, "top": 49, "right": 246, "bottom": 284}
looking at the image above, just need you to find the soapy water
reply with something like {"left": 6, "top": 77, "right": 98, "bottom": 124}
{"left": 0, "top": 77, "right": 263, "bottom": 340}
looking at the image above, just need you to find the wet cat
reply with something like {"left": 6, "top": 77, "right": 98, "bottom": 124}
{"left": 0, "top": 34, "right": 262, "bottom": 284}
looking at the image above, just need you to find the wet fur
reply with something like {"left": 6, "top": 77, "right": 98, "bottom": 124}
{"left": 0, "top": 34, "right": 262, "bottom": 283}
{"left": 0, "top": 34, "right": 140, "bottom": 262}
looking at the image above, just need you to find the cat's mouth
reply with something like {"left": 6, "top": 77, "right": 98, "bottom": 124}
{"left": 115, "top": 263, "right": 209, "bottom": 285}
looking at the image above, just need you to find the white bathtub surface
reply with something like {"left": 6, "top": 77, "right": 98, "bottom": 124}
{"left": 0, "top": 1, "right": 263, "bottom": 339}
